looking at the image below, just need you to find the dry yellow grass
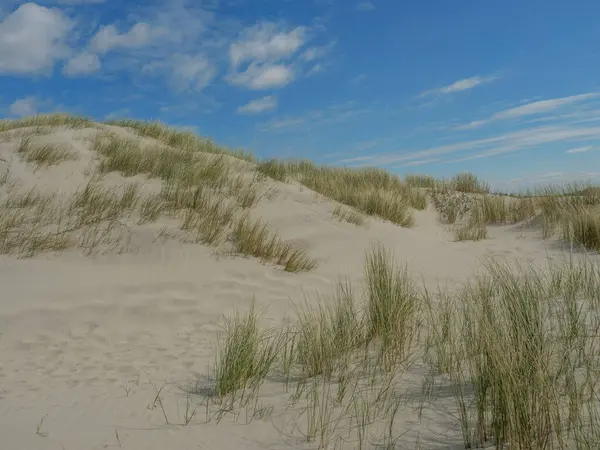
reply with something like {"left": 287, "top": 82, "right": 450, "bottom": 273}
{"left": 17, "top": 140, "right": 77, "bottom": 168}
{"left": 257, "top": 159, "right": 423, "bottom": 226}
{"left": 0, "top": 120, "right": 315, "bottom": 270}
{"left": 332, "top": 204, "right": 365, "bottom": 226}
{"left": 453, "top": 222, "right": 488, "bottom": 241}
{"left": 0, "top": 113, "right": 94, "bottom": 132}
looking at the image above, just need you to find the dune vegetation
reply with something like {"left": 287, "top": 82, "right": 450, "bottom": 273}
{"left": 1, "top": 114, "right": 600, "bottom": 449}
{"left": 207, "top": 244, "right": 600, "bottom": 449}
{"left": 1, "top": 114, "right": 598, "bottom": 254}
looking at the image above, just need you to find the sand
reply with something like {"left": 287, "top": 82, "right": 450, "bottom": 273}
{"left": 0, "top": 124, "right": 597, "bottom": 450}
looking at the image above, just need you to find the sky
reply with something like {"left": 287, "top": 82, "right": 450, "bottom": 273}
{"left": 1, "top": 0, "right": 600, "bottom": 191}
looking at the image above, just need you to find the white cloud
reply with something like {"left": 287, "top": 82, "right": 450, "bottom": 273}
{"left": 494, "top": 94, "right": 599, "bottom": 119}
{"left": 63, "top": 51, "right": 100, "bottom": 76}
{"left": 105, "top": 108, "right": 131, "bottom": 120}
{"left": 355, "top": 2, "right": 375, "bottom": 11}
{"left": 337, "top": 124, "right": 600, "bottom": 167}
{"left": 350, "top": 74, "right": 367, "bottom": 85}
{"left": 90, "top": 22, "right": 164, "bottom": 54}
{"left": 301, "top": 41, "right": 336, "bottom": 62}
{"left": 168, "top": 54, "right": 217, "bottom": 91}
{"left": 459, "top": 93, "right": 600, "bottom": 129}
{"left": 227, "top": 20, "right": 326, "bottom": 90}
{"left": 261, "top": 102, "right": 370, "bottom": 132}
{"left": 228, "top": 63, "right": 294, "bottom": 89}
{"left": 2, "top": 3, "right": 325, "bottom": 95}
{"left": 66, "top": 3, "right": 220, "bottom": 91}
{"left": 9, "top": 96, "right": 38, "bottom": 117}
{"left": 229, "top": 22, "right": 307, "bottom": 68}
{"left": 493, "top": 171, "right": 600, "bottom": 193}
{"left": 566, "top": 145, "right": 595, "bottom": 154}
{"left": 388, "top": 158, "right": 440, "bottom": 169}
{"left": 421, "top": 75, "right": 497, "bottom": 97}
{"left": 441, "top": 77, "right": 493, "bottom": 93}
{"left": 0, "top": 3, "right": 73, "bottom": 74}
{"left": 237, "top": 96, "right": 278, "bottom": 114}
{"left": 306, "top": 63, "right": 326, "bottom": 76}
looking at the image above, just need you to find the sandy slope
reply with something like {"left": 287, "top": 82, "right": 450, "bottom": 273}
{"left": 0, "top": 125, "right": 596, "bottom": 450}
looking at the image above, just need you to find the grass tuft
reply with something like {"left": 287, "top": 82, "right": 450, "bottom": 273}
{"left": 332, "top": 204, "right": 365, "bottom": 226}
{"left": 105, "top": 119, "right": 256, "bottom": 162}
{"left": 256, "top": 159, "right": 289, "bottom": 182}
{"left": 453, "top": 222, "right": 488, "bottom": 241}
{"left": 364, "top": 243, "right": 420, "bottom": 368}
{"left": 294, "top": 280, "right": 362, "bottom": 378}
{"left": 17, "top": 138, "right": 77, "bottom": 168}
{"left": 0, "top": 114, "right": 93, "bottom": 133}
{"left": 449, "top": 172, "right": 490, "bottom": 194}
{"left": 404, "top": 173, "right": 437, "bottom": 189}
{"left": 231, "top": 214, "right": 317, "bottom": 272}
{"left": 214, "top": 303, "right": 281, "bottom": 399}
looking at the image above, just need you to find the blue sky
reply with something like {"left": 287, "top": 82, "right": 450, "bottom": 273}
{"left": 1, "top": 0, "right": 600, "bottom": 190}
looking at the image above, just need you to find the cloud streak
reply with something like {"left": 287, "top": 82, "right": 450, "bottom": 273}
{"left": 260, "top": 101, "right": 370, "bottom": 132}
{"left": 567, "top": 145, "right": 596, "bottom": 154}
{"left": 458, "top": 93, "right": 600, "bottom": 129}
{"left": 237, "top": 95, "right": 278, "bottom": 114}
{"left": 355, "top": 2, "right": 375, "bottom": 12}
{"left": 420, "top": 75, "right": 497, "bottom": 97}
{"left": 337, "top": 124, "right": 600, "bottom": 168}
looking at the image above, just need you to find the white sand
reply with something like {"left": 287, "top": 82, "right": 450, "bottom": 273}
{"left": 0, "top": 125, "right": 596, "bottom": 449}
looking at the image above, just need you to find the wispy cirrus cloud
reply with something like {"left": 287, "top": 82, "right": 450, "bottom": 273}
{"left": 458, "top": 92, "right": 600, "bottom": 129}
{"left": 494, "top": 171, "right": 600, "bottom": 192}
{"left": 260, "top": 101, "right": 370, "bottom": 132}
{"left": 350, "top": 74, "right": 367, "bottom": 85}
{"left": 420, "top": 75, "right": 497, "bottom": 97}
{"left": 237, "top": 95, "right": 278, "bottom": 114}
{"left": 355, "top": 2, "right": 375, "bottom": 12}
{"left": 566, "top": 145, "right": 596, "bottom": 154}
{"left": 337, "top": 123, "right": 600, "bottom": 168}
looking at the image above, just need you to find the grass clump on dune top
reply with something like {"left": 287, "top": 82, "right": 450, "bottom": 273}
{"left": 536, "top": 183, "right": 600, "bottom": 252}
{"left": 404, "top": 173, "right": 438, "bottom": 189}
{"left": 257, "top": 159, "right": 422, "bottom": 227}
{"left": 0, "top": 113, "right": 94, "bottom": 133}
{"left": 449, "top": 172, "right": 490, "bottom": 194}
{"left": 92, "top": 132, "right": 232, "bottom": 188}
{"left": 105, "top": 119, "right": 256, "bottom": 162}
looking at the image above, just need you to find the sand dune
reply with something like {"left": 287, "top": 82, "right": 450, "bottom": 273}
{"left": 1, "top": 118, "right": 599, "bottom": 449}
